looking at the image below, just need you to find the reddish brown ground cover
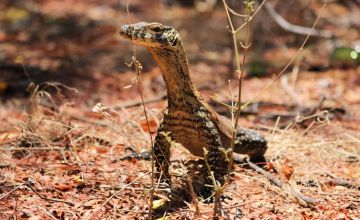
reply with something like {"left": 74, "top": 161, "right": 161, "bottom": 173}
{"left": 0, "top": 0, "right": 359, "bottom": 219}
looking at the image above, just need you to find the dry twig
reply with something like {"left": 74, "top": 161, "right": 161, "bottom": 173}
{"left": 25, "top": 180, "right": 75, "bottom": 206}
{"left": 246, "top": 159, "right": 317, "bottom": 205}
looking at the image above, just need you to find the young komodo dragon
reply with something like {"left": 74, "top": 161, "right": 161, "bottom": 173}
{"left": 119, "top": 22, "right": 267, "bottom": 185}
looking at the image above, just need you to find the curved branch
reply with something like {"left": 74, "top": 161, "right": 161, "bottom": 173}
{"left": 264, "top": 1, "right": 333, "bottom": 38}
{"left": 225, "top": 4, "right": 247, "bottom": 17}
{"left": 241, "top": 0, "right": 330, "bottom": 110}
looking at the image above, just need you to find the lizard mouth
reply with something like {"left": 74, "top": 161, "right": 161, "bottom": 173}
{"left": 119, "top": 24, "right": 133, "bottom": 40}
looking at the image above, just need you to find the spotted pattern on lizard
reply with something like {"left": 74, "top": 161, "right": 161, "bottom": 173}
{"left": 119, "top": 22, "right": 267, "bottom": 185}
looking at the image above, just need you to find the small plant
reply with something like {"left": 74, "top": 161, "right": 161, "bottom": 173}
{"left": 218, "top": 0, "right": 328, "bottom": 218}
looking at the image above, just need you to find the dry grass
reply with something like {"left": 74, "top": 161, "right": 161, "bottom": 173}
{"left": 1, "top": 0, "right": 360, "bottom": 218}
{"left": 0, "top": 90, "right": 359, "bottom": 219}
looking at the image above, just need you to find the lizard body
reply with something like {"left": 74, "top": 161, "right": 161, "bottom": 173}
{"left": 119, "top": 22, "right": 267, "bottom": 184}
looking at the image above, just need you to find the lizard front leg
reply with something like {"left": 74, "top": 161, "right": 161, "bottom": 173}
{"left": 197, "top": 111, "right": 229, "bottom": 186}
{"left": 153, "top": 130, "right": 172, "bottom": 184}
{"left": 119, "top": 129, "right": 172, "bottom": 184}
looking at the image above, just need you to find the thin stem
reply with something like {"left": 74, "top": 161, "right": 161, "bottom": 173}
{"left": 124, "top": 3, "right": 153, "bottom": 217}
{"left": 222, "top": 0, "right": 253, "bottom": 185}
{"left": 241, "top": 0, "right": 328, "bottom": 111}
{"left": 222, "top": 0, "right": 240, "bottom": 70}
{"left": 135, "top": 59, "right": 155, "bottom": 219}
{"left": 126, "top": 55, "right": 155, "bottom": 219}
{"left": 226, "top": 4, "right": 247, "bottom": 17}
{"left": 234, "top": 0, "right": 267, "bottom": 34}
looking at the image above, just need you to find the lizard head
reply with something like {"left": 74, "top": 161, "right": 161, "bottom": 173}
{"left": 119, "top": 22, "right": 180, "bottom": 49}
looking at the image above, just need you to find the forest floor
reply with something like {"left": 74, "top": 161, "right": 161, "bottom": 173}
{"left": 0, "top": 0, "right": 360, "bottom": 219}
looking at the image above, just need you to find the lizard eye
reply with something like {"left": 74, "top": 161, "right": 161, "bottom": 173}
{"left": 151, "top": 25, "right": 162, "bottom": 32}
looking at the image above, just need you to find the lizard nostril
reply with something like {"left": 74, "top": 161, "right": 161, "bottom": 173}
{"left": 119, "top": 25, "right": 134, "bottom": 38}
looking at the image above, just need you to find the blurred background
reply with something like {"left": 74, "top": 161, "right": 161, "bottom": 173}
{"left": 0, "top": 0, "right": 359, "bottom": 120}
{"left": 1, "top": 2, "right": 360, "bottom": 218}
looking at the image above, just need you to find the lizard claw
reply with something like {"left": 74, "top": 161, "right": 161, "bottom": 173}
{"left": 118, "top": 145, "right": 152, "bottom": 160}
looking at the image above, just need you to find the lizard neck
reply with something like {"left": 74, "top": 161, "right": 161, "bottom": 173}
{"left": 149, "top": 43, "right": 203, "bottom": 111}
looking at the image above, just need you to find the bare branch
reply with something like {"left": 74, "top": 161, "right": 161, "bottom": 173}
{"left": 264, "top": 2, "right": 333, "bottom": 38}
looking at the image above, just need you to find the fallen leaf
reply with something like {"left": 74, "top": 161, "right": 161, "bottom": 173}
{"left": 95, "top": 146, "right": 108, "bottom": 154}
{"left": 0, "top": 130, "right": 20, "bottom": 143}
{"left": 140, "top": 118, "right": 158, "bottom": 133}
{"left": 152, "top": 198, "right": 166, "bottom": 210}
{"left": 54, "top": 183, "right": 75, "bottom": 191}
{"left": 280, "top": 159, "right": 294, "bottom": 182}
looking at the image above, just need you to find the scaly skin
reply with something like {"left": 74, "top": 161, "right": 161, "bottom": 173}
{"left": 119, "top": 22, "right": 267, "bottom": 184}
